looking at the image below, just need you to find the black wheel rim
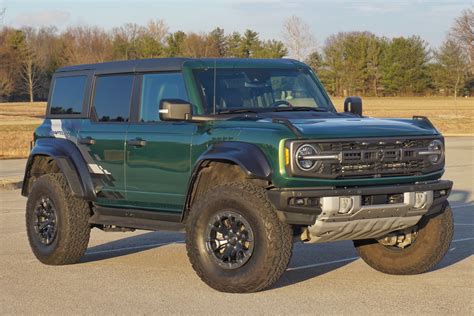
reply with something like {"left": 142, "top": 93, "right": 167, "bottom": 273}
{"left": 33, "top": 196, "right": 58, "bottom": 245}
{"left": 205, "top": 210, "right": 255, "bottom": 270}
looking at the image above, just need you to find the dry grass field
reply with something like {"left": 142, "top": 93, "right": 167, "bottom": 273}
{"left": 0, "top": 102, "right": 45, "bottom": 159}
{"left": 332, "top": 97, "right": 473, "bottom": 136}
{"left": 0, "top": 98, "right": 472, "bottom": 159}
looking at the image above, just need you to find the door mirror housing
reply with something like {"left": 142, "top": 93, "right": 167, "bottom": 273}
{"left": 344, "top": 96, "right": 363, "bottom": 116}
{"left": 159, "top": 99, "right": 193, "bottom": 121}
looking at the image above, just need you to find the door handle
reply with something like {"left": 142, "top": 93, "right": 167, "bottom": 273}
{"left": 127, "top": 138, "right": 147, "bottom": 147}
{"left": 78, "top": 137, "right": 96, "bottom": 145}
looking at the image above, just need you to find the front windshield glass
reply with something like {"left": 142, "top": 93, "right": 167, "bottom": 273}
{"left": 193, "top": 67, "right": 333, "bottom": 114}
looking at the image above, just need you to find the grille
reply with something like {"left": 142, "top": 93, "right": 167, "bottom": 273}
{"left": 289, "top": 137, "right": 442, "bottom": 179}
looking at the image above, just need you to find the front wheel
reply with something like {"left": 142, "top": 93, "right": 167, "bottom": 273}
{"left": 354, "top": 203, "right": 454, "bottom": 275}
{"left": 185, "top": 182, "right": 293, "bottom": 293}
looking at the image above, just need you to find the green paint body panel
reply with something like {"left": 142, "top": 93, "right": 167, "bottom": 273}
{"left": 32, "top": 58, "right": 446, "bottom": 215}
{"left": 125, "top": 122, "right": 196, "bottom": 211}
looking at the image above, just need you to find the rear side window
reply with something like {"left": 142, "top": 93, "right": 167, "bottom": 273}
{"left": 50, "top": 76, "right": 87, "bottom": 115}
{"left": 92, "top": 75, "right": 134, "bottom": 122}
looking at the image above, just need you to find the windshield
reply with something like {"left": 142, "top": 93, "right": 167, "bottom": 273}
{"left": 193, "top": 67, "right": 334, "bottom": 114}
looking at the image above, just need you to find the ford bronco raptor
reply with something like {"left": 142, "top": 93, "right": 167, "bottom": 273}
{"left": 23, "top": 58, "right": 453, "bottom": 293}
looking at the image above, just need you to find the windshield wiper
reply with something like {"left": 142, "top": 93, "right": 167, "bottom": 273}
{"left": 216, "top": 108, "right": 260, "bottom": 114}
{"left": 270, "top": 106, "right": 328, "bottom": 112}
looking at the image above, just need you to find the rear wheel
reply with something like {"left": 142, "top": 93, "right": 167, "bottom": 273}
{"left": 26, "top": 173, "right": 91, "bottom": 265}
{"left": 354, "top": 203, "right": 453, "bottom": 275}
{"left": 186, "top": 182, "right": 293, "bottom": 293}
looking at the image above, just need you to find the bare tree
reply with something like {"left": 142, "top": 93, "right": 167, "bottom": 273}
{"left": 112, "top": 23, "right": 143, "bottom": 59}
{"left": 282, "top": 15, "right": 316, "bottom": 61}
{"left": 0, "top": 28, "right": 15, "bottom": 100}
{"left": 63, "top": 25, "right": 112, "bottom": 64}
{"left": 144, "top": 19, "right": 168, "bottom": 45}
{"left": 181, "top": 32, "right": 216, "bottom": 57}
{"left": 18, "top": 28, "right": 41, "bottom": 102}
{"left": 449, "top": 8, "right": 474, "bottom": 74}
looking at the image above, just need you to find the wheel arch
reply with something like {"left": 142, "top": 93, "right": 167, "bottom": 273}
{"left": 22, "top": 138, "right": 96, "bottom": 201}
{"left": 182, "top": 142, "right": 272, "bottom": 221}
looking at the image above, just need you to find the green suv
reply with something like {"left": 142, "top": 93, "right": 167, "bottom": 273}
{"left": 23, "top": 58, "right": 453, "bottom": 293}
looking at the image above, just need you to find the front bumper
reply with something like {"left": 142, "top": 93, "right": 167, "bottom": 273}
{"left": 267, "top": 180, "right": 452, "bottom": 242}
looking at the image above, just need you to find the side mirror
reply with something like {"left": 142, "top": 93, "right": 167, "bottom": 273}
{"left": 159, "top": 99, "right": 192, "bottom": 121}
{"left": 344, "top": 96, "right": 363, "bottom": 116}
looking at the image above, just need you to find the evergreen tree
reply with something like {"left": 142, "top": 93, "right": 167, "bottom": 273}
{"left": 380, "top": 36, "right": 430, "bottom": 95}
{"left": 165, "top": 31, "right": 186, "bottom": 57}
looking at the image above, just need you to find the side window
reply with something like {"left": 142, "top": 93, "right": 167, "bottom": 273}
{"left": 92, "top": 74, "right": 134, "bottom": 122}
{"left": 140, "top": 73, "right": 188, "bottom": 122}
{"left": 50, "top": 76, "right": 87, "bottom": 115}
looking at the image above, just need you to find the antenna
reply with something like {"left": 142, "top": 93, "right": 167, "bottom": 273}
{"left": 212, "top": 59, "right": 217, "bottom": 114}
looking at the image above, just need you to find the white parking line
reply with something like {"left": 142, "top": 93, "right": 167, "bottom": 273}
{"left": 286, "top": 257, "right": 359, "bottom": 272}
{"left": 86, "top": 240, "right": 184, "bottom": 255}
{"left": 454, "top": 223, "right": 474, "bottom": 226}
{"left": 452, "top": 237, "right": 474, "bottom": 243}
{"left": 451, "top": 203, "right": 473, "bottom": 209}
{"left": 287, "top": 236, "right": 474, "bottom": 272}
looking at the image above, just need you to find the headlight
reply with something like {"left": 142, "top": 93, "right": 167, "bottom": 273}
{"left": 295, "top": 144, "right": 318, "bottom": 171}
{"left": 420, "top": 139, "right": 444, "bottom": 164}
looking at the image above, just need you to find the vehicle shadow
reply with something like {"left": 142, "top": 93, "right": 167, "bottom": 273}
{"left": 80, "top": 192, "right": 472, "bottom": 287}
{"left": 274, "top": 193, "right": 474, "bottom": 289}
{"left": 80, "top": 231, "right": 184, "bottom": 263}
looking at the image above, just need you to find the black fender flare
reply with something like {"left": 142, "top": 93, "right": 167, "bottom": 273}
{"left": 22, "top": 138, "right": 96, "bottom": 200}
{"left": 195, "top": 142, "right": 272, "bottom": 180}
{"left": 182, "top": 142, "right": 272, "bottom": 218}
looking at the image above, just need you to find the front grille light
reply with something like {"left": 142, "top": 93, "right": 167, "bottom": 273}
{"left": 295, "top": 144, "right": 318, "bottom": 171}
{"left": 419, "top": 139, "right": 444, "bottom": 165}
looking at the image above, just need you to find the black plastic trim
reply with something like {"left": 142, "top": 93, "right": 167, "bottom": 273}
{"left": 196, "top": 142, "right": 272, "bottom": 180}
{"left": 182, "top": 141, "right": 272, "bottom": 221}
{"left": 90, "top": 206, "right": 184, "bottom": 231}
{"left": 272, "top": 118, "right": 302, "bottom": 138}
{"left": 22, "top": 138, "right": 96, "bottom": 200}
{"left": 267, "top": 180, "right": 453, "bottom": 222}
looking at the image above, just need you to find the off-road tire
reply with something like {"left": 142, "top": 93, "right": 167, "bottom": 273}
{"left": 354, "top": 203, "right": 453, "bottom": 275}
{"left": 26, "top": 173, "right": 91, "bottom": 265}
{"left": 186, "top": 182, "right": 293, "bottom": 293}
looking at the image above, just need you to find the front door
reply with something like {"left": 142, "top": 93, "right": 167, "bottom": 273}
{"left": 78, "top": 73, "right": 134, "bottom": 207}
{"left": 125, "top": 72, "right": 196, "bottom": 212}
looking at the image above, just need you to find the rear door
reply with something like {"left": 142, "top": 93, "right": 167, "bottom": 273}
{"left": 78, "top": 74, "right": 134, "bottom": 207}
{"left": 125, "top": 72, "right": 197, "bottom": 212}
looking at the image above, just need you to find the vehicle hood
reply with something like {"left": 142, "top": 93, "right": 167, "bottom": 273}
{"left": 250, "top": 112, "right": 439, "bottom": 138}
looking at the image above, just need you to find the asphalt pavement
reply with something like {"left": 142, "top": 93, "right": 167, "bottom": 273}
{"left": 1, "top": 137, "right": 472, "bottom": 314}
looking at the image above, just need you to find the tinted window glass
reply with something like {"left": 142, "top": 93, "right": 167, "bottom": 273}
{"left": 140, "top": 73, "right": 188, "bottom": 122}
{"left": 50, "top": 76, "right": 86, "bottom": 115}
{"left": 93, "top": 75, "right": 134, "bottom": 122}
{"left": 193, "top": 68, "right": 332, "bottom": 114}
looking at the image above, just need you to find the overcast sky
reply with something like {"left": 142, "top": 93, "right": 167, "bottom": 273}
{"left": 1, "top": 0, "right": 472, "bottom": 49}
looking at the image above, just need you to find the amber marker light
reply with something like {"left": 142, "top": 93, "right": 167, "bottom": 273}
{"left": 285, "top": 148, "right": 290, "bottom": 165}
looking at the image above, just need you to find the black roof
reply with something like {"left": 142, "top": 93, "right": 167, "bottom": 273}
{"left": 57, "top": 58, "right": 192, "bottom": 73}
{"left": 56, "top": 58, "right": 303, "bottom": 74}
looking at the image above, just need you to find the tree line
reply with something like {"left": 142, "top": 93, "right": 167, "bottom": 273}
{"left": 0, "top": 9, "right": 472, "bottom": 102}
